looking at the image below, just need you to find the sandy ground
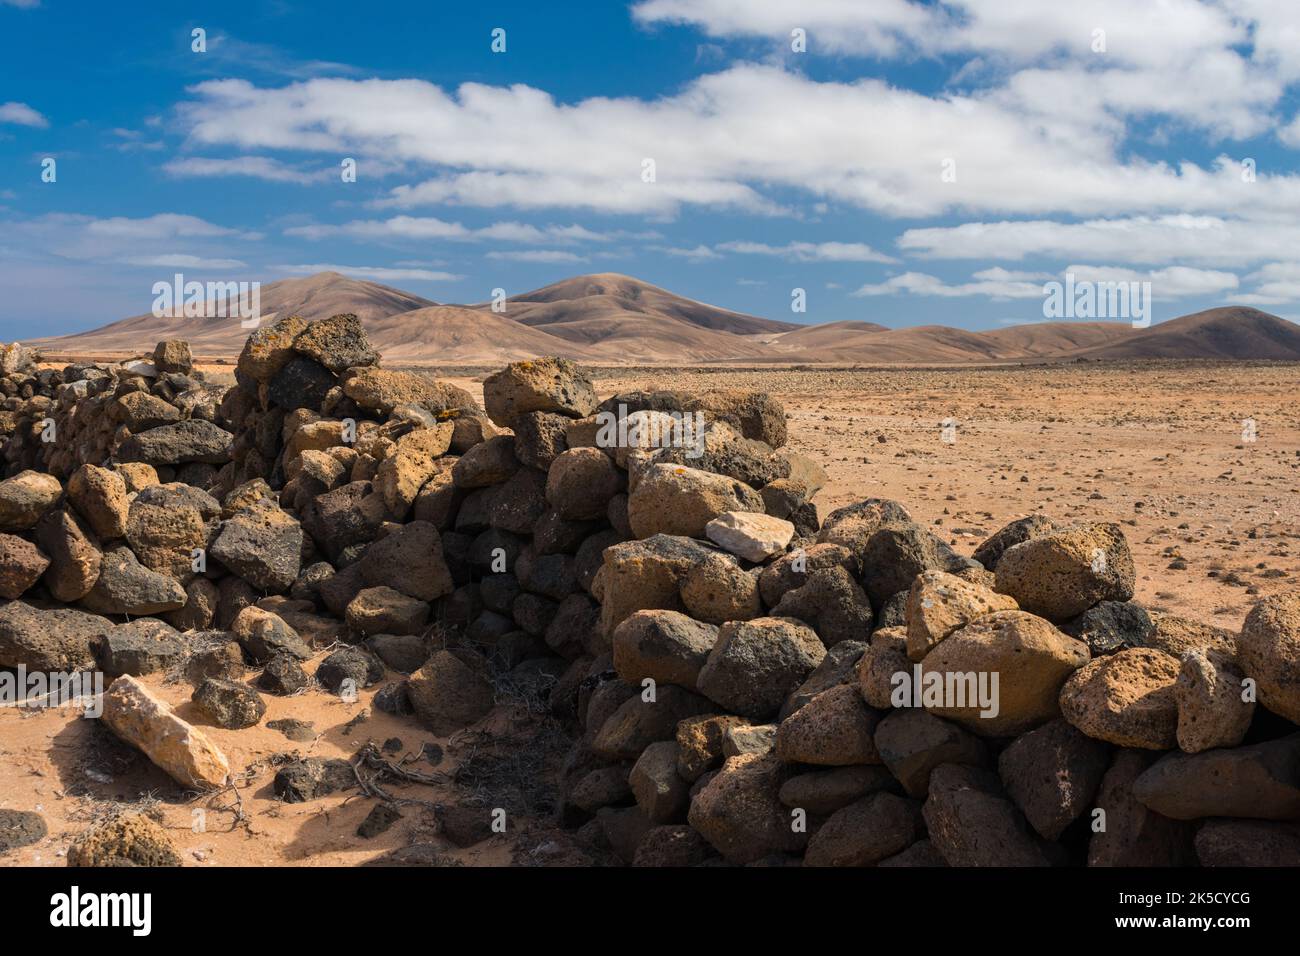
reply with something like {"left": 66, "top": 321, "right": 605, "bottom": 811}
{"left": 4, "top": 360, "right": 1298, "bottom": 867}
{"left": 0, "top": 653, "right": 541, "bottom": 867}
{"left": 587, "top": 362, "right": 1300, "bottom": 626}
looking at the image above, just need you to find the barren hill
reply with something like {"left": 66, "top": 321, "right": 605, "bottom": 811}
{"left": 832, "top": 325, "right": 1013, "bottom": 364}
{"left": 33, "top": 272, "right": 435, "bottom": 358}
{"left": 763, "top": 320, "right": 889, "bottom": 353}
{"left": 763, "top": 322, "right": 1128, "bottom": 364}
{"left": 477, "top": 272, "right": 796, "bottom": 363}
{"left": 1071, "top": 306, "right": 1300, "bottom": 361}
{"left": 758, "top": 312, "right": 1299, "bottom": 364}
{"left": 500, "top": 272, "right": 799, "bottom": 336}
{"left": 363, "top": 305, "right": 606, "bottom": 364}
{"left": 24, "top": 271, "right": 1300, "bottom": 365}
{"left": 979, "top": 321, "right": 1138, "bottom": 358}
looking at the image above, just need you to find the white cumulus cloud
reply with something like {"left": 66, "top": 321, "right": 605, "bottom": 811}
{"left": 0, "top": 101, "right": 48, "bottom": 127}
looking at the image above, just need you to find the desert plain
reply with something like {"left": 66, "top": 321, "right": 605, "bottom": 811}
{"left": 3, "top": 357, "right": 1295, "bottom": 868}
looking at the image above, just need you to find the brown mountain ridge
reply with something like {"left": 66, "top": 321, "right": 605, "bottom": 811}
{"left": 27, "top": 272, "right": 1300, "bottom": 365}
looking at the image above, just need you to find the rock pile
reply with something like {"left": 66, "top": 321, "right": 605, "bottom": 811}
{"left": 2, "top": 323, "right": 1298, "bottom": 868}
{"left": 2, "top": 340, "right": 230, "bottom": 483}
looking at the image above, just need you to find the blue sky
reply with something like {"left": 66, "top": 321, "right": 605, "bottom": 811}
{"left": 5, "top": 0, "right": 1300, "bottom": 339}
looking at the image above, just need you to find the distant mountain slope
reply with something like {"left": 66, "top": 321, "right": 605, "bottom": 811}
{"left": 363, "top": 305, "right": 606, "bottom": 364}
{"left": 33, "top": 272, "right": 436, "bottom": 356}
{"left": 1071, "top": 306, "right": 1300, "bottom": 361}
{"left": 23, "top": 271, "right": 1300, "bottom": 365}
{"left": 501, "top": 273, "right": 800, "bottom": 336}
{"left": 840, "top": 325, "right": 1013, "bottom": 363}
{"left": 980, "top": 321, "right": 1138, "bottom": 357}
{"left": 482, "top": 293, "right": 779, "bottom": 362}
{"left": 473, "top": 272, "right": 797, "bottom": 363}
{"left": 759, "top": 319, "right": 1134, "bottom": 363}
{"left": 760, "top": 312, "right": 1300, "bottom": 364}
{"left": 763, "top": 320, "right": 889, "bottom": 352}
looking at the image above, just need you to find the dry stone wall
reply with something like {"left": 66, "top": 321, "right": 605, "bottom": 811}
{"left": 1, "top": 319, "right": 1298, "bottom": 867}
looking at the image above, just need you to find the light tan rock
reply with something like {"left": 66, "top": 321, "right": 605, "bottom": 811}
{"left": 342, "top": 367, "right": 475, "bottom": 415}
{"left": 101, "top": 674, "right": 230, "bottom": 789}
{"left": 1237, "top": 593, "right": 1300, "bottom": 724}
{"left": 1175, "top": 649, "right": 1254, "bottom": 754}
{"left": 67, "top": 813, "right": 181, "bottom": 867}
{"left": 545, "top": 447, "right": 623, "bottom": 520}
{"left": 373, "top": 423, "right": 454, "bottom": 516}
{"left": 1060, "top": 647, "right": 1181, "bottom": 749}
{"left": 921, "top": 609, "right": 1090, "bottom": 736}
{"left": 857, "top": 626, "right": 910, "bottom": 709}
{"left": 1148, "top": 610, "right": 1239, "bottom": 662}
{"left": 680, "top": 552, "right": 762, "bottom": 625}
{"left": 66, "top": 464, "right": 130, "bottom": 540}
{"left": 906, "top": 569, "right": 1018, "bottom": 662}
{"left": 995, "top": 522, "right": 1136, "bottom": 621}
{"left": 0, "top": 470, "right": 63, "bottom": 531}
{"left": 237, "top": 314, "right": 309, "bottom": 383}
{"left": 628, "top": 464, "right": 764, "bottom": 540}
{"left": 284, "top": 420, "right": 347, "bottom": 464}
{"left": 0, "top": 342, "right": 36, "bottom": 375}
{"left": 705, "top": 511, "right": 795, "bottom": 562}
{"left": 113, "top": 462, "right": 159, "bottom": 494}
{"left": 482, "top": 356, "right": 597, "bottom": 426}
{"left": 608, "top": 410, "right": 685, "bottom": 468}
